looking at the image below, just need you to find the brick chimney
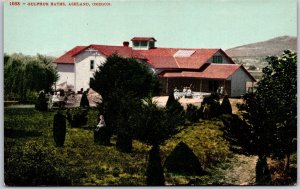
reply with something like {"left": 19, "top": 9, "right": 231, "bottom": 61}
{"left": 123, "top": 41, "right": 129, "bottom": 47}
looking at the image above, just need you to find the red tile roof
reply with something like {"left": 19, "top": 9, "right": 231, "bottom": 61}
{"left": 136, "top": 48, "right": 220, "bottom": 69}
{"left": 131, "top": 37, "right": 157, "bottom": 42}
{"left": 53, "top": 44, "right": 235, "bottom": 71}
{"left": 53, "top": 45, "right": 146, "bottom": 64}
{"left": 53, "top": 43, "right": 255, "bottom": 82}
{"left": 53, "top": 46, "right": 87, "bottom": 64}
{"left": 159, "top": 64, "right": 255, "bottom": 81}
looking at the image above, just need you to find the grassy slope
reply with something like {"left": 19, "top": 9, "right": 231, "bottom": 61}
{"left": 5, "top": 108, "right": 234, "bottom": 186}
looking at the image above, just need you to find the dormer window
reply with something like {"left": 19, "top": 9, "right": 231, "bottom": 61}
{"left": 131, "top": 37, "right": 157, "bottom": 50}
{"left": 149, "top": 41, "right": 155, "bottom": 48}
{"left": 140, "top": 41, "right": 148, "bottom": 47}
{"left": 213, "top": 55, "right": 223, "bottom": 63}
{"left": 133, "top": 41, "right": 139, "bottom": 47}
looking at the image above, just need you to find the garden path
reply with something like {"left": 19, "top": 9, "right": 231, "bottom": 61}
{"left": 224, "top": 154, "right": 258, "bottom": 185}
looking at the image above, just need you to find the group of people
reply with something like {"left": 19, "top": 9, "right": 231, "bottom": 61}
{"left": 173, "top": 86, "right": 193, "bottom": 99}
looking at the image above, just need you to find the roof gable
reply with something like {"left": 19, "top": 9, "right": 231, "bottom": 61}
{"left": 53, "top": 46, "right": 87, "bottom": 64}
{"left": 53, "top": 44, "right": 146, "bottom": 64}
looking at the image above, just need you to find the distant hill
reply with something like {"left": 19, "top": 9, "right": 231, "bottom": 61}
{"left": 226, "top": 36, "right": 297, "bottom": 57}
{"left": 225, "top": 36, "right": 297, "bottom": 74}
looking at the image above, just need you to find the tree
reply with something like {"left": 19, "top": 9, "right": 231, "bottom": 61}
{"left": 4, "top": 53, "right": 58, "bottom": 102}
{"left": 90, "top": 54, "right": 160, "bottom": 152}
{"left": 238, "top": 50, "right": 297, "bottom": 173}
{"left": 133, "top": 99, "right": 183, "bottom": 185}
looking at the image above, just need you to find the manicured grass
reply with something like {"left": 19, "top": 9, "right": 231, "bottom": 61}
{"left": 5, "top": 108, "right": 233, "bottom": 186}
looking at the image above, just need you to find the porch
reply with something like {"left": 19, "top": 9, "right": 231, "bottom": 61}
{"left": 159, "top": 78, "right": 231, "bottom": 96}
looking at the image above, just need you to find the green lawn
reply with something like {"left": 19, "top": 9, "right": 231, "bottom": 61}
{"left": 5, "top": 107, "right": 236, "bottom": 186}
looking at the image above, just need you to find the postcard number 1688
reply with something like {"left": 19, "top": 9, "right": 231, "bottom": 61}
{"left": 10, "top": 1, "right": 20, "bottom": 6}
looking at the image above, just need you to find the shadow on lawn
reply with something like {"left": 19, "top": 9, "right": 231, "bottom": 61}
{"left": 5, "top": 128, "right": 42, "bottom": 138}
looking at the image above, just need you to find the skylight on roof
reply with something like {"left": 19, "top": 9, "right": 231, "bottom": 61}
{"left": 174, "top": 50, "right": 196, "bottom": 57}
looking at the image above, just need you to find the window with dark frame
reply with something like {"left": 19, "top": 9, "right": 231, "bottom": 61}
{"left": 213, "top": 55, "right": 223, "bottom": 63}
{"left": 90, "top": 60, "right": 94, "bottom": 70}
{"left": 149, "top": 41, "right": 155, "bottom": 48}
{"left": 140, "top": 41, "right": 148, "bottom": 47}
{"left": 133, "top": 41, "right": 140, "bottom": 47}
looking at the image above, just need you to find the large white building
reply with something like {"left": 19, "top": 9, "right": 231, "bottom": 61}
{"left": 53, "top": 37, "right": 255, "bottom": 97}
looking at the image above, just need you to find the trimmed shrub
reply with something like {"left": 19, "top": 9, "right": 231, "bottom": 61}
{"left": 68, "top": 108, "right": 88, "bottom": 128}
{"left": 80, "top": 91, "right": 90, "bottom": 108}
{"left": 221, "top": 95, "right": 232, "bottom": 115}
{"left": 53, "top": 111, "right": 66, "bottom": 147}
{"left": 146, "top": 145, "right": 165, "bottom": 186}
{"left": 166, "top": 93, "right": 176, "bottom": 108}
{"left": 185, "top": 104, "right": 199, "bottom": 123}
{"left": 166, "top": 93, "right": 185, "bottom": 124}
{"left": 35, "top": 91, "right": 48, "bottom": 111}
{"left": 164, "top": 141, "right": 203, "bottom": 175}
{"left": 116, "top": 132, "right": 133, "bottom": 153}
{"left": 255, "top": 156, "right": 272, "bottom": 185}
{"left": 201, "top": 94, "right": 221, "bottom": 119}
{"left": 94, "top": 126, "right": 111, "bottom": 145}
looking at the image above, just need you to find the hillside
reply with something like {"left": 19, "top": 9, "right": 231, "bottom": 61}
{"left": 225, "top": 36, "right": 297, "bottom": 73}
{"left": 226, "top": 36, "right": 296, "bottom": 57}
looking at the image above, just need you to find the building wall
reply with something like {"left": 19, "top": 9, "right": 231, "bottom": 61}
{"left": 228, "top": 68, "right": 253, "bottom": 97}
{"left": 74, "top": 50, "right": 107, "bottom": 92}
{"left": 56, "top": 64, "right": 75, "bottom": 89}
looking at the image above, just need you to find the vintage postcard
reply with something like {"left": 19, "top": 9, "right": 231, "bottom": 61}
{"left": 3, "top": 0, "right": 297, "bottom": 186}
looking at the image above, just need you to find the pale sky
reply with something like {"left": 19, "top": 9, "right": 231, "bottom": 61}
{"left": 4, "top": 0, "right": 297, "bottom": 56}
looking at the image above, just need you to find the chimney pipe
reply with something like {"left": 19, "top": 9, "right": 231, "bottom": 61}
{"left": 123, "top": 41, "right": 129, "bottom": 47}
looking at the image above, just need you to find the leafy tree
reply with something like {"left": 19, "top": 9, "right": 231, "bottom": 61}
{"left": 133, "top": 99, "right": 183, "bottom": 185}
{"left": 4, "top": 53, "right": 58, "bottom": 102}
{"left": 238, "top": 50, "right": 297, "bottom": 173}
{"left": 90, "top": 54, "right": 160, "bottom": 152}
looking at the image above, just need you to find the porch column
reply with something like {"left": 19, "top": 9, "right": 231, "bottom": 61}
{"left": 200, "top": 79, "right": 202, "bottom": 92}
{"left": 166, "top": 78, "right": 169, "bottom": 94}
{"left": 223, "top": 80, "right": 228, "bottom": 95}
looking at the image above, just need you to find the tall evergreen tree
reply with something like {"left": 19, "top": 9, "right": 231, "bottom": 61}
{"left": 90, "top": 54, "right": 160, "bottom": 152}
